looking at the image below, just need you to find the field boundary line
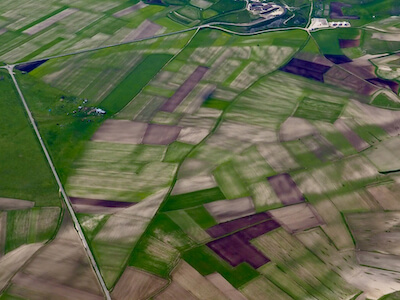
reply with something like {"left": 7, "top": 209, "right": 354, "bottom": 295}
{"left": 5, "top": 65, "right": 111, "bottom": 300}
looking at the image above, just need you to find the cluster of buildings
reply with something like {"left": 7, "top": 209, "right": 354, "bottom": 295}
{"left": 246, "top": 1, "right": 286, "bottom": 20}
{"left": 308, "top": 18, "right": 351, "bottom": 31}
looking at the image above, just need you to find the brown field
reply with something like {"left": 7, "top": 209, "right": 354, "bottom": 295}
{"left": 267, "top": 173, "right": 304, "bottom": 205}
{"left": 155, "top": 282, "right": 198, "bottom": 300}
{"left": 206, "top": 212, "right": 271, "bottom": 238}
{"left": 357, "top": 251, "right": 400, "bottom": 273}
{"left": 111, "top": 267, "right": 167, "bottom": 300}
{"left": 70, "top": 197, "right": 135, "bottom": 214}
{"left": 257, "top": 143, "right": 299, "bottom": 172}
{"left": 205, "top": 273, "right": 247, "bottom": 300}
{"left": 170, "top": 261, "right": 228, "bottom": 300}
{"left": 122, "top": 20, "right": 163, "bottom": 43}
{"left": 5, "top": 214, "right": 103, "bottom": 300}
{"left": 348, "top": 100, "right": 400, "bottom": 136}
{"left": 269, "top": 203, "right": 324, "bottom": 233}
{"left": 340, "top": 61, "right": 376, "bottom": 79}
{"left": 23, "top": 8, "right": 78, "bottom": 35}
{"left": 204, "top": 197, "right": 255, "bottom": 223}
{"left": 339, "top": 39, "right": 360, "bottom": 48}
{"left": 294, "top": 52, "right": 334, "bottom": 67}
{"left": 367, "top": 78, "right": 399, "bottom": 94}
{"left": 324, "top": 66, "right": 379, "bottom": 95}
{"left": 0, "top": 243, "right": 43, "bottom": 291}
{"left": 0, "top": 198, "right": 34, "bottom": 210}
{"left": 280, "top": 58, "right": 331, "bottom": 82}
{"left": 334, "top": 119, "right": 369, "bottom": 152}
{"left": 91, "top": 120, "right": 148, "bottom": 144}
{"left": 161, "top": 66, "right": 209, "bottom": 113}
{"left": 346, "top": 212, "right": 400, "bottom": 255}
{"left": 171, "top": 175, "right": 216, "bottom": 195}
{"left": 177, "top": 127, "right": 210, "bottom": 145}
{"left": 112, "top": 2, "right": 147, "bottom": 17}
{"left": 279, "top": 117, "right": 317, "bottom": 141}
{"left": 367, "top": 184, "right": 400, "bottom": 210}
{"left": 142, "top": 124, "right": 182, "bottom": 145}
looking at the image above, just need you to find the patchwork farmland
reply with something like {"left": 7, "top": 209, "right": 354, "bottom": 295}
{"left": 2, "top": 0, "right": 400, "bottom": 299}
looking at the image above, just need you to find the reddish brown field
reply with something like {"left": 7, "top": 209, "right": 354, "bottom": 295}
{"left": 341, "top": 62, "right": 376, "bottom": 79}
{"left": 324, "top": 66, "right": 379, "bottom": 95}
{"left": 267, "top": 173, "right": 304, "bottom": 205}
{"left": 70, "top": 197, "right": 136, "bottom": 214}
{"left": 367, "top": 78, "right": 399, "bottom": 94}
{"left": 330, "top": 2, "right": 360, "bottom": 19}
{"left": 280, "top": 58, "right": 331, "bottom": 82}
{"left": 324, "top": 54, "right": 352, "bottom": 64}
{"left": 160, "top": 66, "right": 209, "bottom": 112}
{"left": 207, "top": 220, "right": 280, "bottom": 268}
{"left": 339, "top": 39, "right": 360, "bottom": 48}
{"left": 206, "top": 212, "right": 271, "bottom": 238}
{"left": 142, "top": 124, "right": 181, "bottom": 145}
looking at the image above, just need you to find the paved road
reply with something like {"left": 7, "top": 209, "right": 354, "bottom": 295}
{"left": 5, "top": 65, "right": 112, "bottom": 300}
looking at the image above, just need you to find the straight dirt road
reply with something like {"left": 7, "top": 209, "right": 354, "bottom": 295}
{"left": 5, "top": 65, "right": 111, "bottom": 300}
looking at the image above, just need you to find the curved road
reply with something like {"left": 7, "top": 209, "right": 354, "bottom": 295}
{"left": 5, "top": 65, "right": 112, "bottom": 300}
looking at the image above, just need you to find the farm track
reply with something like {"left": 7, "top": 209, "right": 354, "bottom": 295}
{"left": 3, "top": 65, "right": 112, "bottom": 300}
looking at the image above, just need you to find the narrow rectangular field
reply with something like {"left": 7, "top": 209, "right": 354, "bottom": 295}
{"left": 161, "top": 66, "right": 209, "bottom": 113}
{"left": 267, "top": 173, "right": 304, "bottom": 205}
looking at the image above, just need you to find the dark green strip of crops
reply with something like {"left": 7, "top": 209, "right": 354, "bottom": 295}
{"left": 161, "top": 187, "right": 226, "bottom": 211}
{"left": 17, "top": 6, "right": 70, "bottom": 33}
{"left": 100, "top": 53, "right": 173, "bottom": 115}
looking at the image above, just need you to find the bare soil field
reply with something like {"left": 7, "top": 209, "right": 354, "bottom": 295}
{"left": 279, "top": 117, "right": 318, "bottom": 142}
{"left": 161, "top": 66, "right": 209, "bottom": 113}
{"left": 0, "top": 212, "right": 5, "bottom": 257}
{"left": 91, "top": 120, "right": 148, "bottom": 144}
{"left": 112, "top": 2, "right": 147, "bottom": 18}
{"left": 204, "top": 197, "right": 255, "bottom": 223}
{"left": 122, "top": 20, "right": 163, "bottom": 43}
{"left": 0, "top": 198, "right": 34, "bottom": 210}
{"left": 155, "top": 282, "right": 198, "bottom": 300}
{"left": 177, "top": 127, "right": 210, "bottom": 145}
{"left": 339, "top": 39, "right": 360, "bottom": 48}
{"left": 206, "top": 212, "right": 271, "bottom": 238}
{"left": 267, "top": 173, "right": 304, "bottom": 205}
{"left": 111, "top": 267, "right": 167, "bottom": 300}
{"left": 205, "top": 273, "right": 247, "bottom": 300}
{"left": 280, "top": 58, "right": 331, "bottom": 82}
{"left": 347, "top": 212, "right": 400, "bottom": 255}
{"left": 0, "top": 243, "right": 43, "bottom": 291}
{"left": 257, "top": 143, "right": 299, "bottom": 172}
{"left": 170, "top": 261, "right": 228, "bottom": 300}
{"left": 367, "top": 184, "right": 400, "bottom": 210}
{"left": 357, "top": 251, "right": 400, "bottom": 273}
{"left": 23, "top": 8, "right": 78, "bottom": 35}
{"left": 324, "top": 54, "right": 353, "bottom": 65}
{"left": 171, "top": 175, "right": 216, "bottom": 195}
{"left": 142, "top": 124, "right": 182, "bottom": 145}
{"left": 301, "top": 135, "right": 343, "bottom": 162}
{"left": 324, "top": 66, "right": 379, "bottom": 95}
{"left": 5, "top": 214, "right": 103, "bottom": 300}
{"left": 269, "top": 203, "right": 324, "bottom": 233}
{"left": 334, "top": 119, "right": 369, "bottom": 152}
